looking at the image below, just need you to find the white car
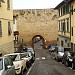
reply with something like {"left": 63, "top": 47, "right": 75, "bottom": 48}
{"left": 49, "top": 47, "right": 55, "bottom": 52}
{"left": 21, "top": 52, "right": 32, "bottom": 67}
{"left": 5, "top": 53, "right": 27, "bottom": 75}
{"left": 27, "top": 47, "right": 35, "bottom": 62}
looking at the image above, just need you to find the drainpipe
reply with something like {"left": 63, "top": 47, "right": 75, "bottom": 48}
{"left": 70, "top": 4, "right": 71, "bottom": 44}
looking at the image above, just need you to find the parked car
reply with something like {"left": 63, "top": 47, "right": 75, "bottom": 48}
{"left": 72, "top": 56, "right": 75, "bottom": 69}
{"left": 21, "top": 52, "right": 32, "bottom": 67}
{"left": 27, "top": 47, "right": 35, "bottom": 62}
{"left": 62, "top": 51, "right": 74, "bottom": 67}
{"left": 49, "top": 46, "right": 56, "bottom": 52}
{"left": 0, "top": 56, "right": 15, "bottom": 75}
{"left": 54, "top": 46, "right": 64, "bottom": 61}
{"left": 5, "top": 53, "right": 27, "bottom": 75}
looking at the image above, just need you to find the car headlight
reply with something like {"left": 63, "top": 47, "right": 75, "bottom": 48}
{"left": 15, "top": 64, "right": 20, "bottom": 69}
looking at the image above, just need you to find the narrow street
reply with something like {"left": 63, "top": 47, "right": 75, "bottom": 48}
{"left": 23, "top": 40, "right": 75, "bottom": 75}
{"left": 23, "top": 48, "right": 75, "bottom": 75}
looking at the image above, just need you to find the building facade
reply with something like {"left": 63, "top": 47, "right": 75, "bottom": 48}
{"left": 13, "top": 9, "right": 58, "bottom": 47}
{"left": 0, "top": 0, "right": 14, "bottom": 55}
{"left": 70, "top": 0, "right": 75, "bottom": 51}
{"left": 55, "top": 0, "right": 75, "bottom": 51}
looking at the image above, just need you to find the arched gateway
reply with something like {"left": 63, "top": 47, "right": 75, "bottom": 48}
{"left": 32, "top": 35, "right": 45, "bottom": 49}
{"left": 13, "top": 9, "right": 58, "bottom": 48}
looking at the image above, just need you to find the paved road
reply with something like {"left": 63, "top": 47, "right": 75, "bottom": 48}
{"left": 24, "top": 49, "right": 75, "bottom": 75}
{"left": 34, "top": 40, "right": 43, "bottom": 49}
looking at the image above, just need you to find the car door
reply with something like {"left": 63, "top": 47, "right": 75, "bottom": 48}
{"left": 4, "top": 57, "right": 15, "bottom": 75}
{"left": 7, "top": 57, "right": 15, "bottom": 75}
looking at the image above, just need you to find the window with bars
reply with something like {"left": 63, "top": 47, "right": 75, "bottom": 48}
{"left": 8, "top": 22, "right": 12, "bottom": 35}
{"left": 0, "top": 21, "right": 2, "bottom": 36}
{"left": 7, "top": 0, "right": 10, "bottom": 10}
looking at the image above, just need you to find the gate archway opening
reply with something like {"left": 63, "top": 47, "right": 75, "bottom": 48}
{"left": 32, "top": 35, "right": 45, "bottom": 49}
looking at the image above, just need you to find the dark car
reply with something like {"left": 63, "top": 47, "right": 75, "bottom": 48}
{"left": 54, "top": 46, "right": 64, "bottom": 61}
{"left": 71, "top": 53, "right": 75, "bottom": 69}
{"left": 62, "top": 51, "right": 74, "bottom": 67}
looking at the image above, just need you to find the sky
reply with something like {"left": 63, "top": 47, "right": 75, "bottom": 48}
{"left": 13, "top": 0, "right": 63, "bottom": 9}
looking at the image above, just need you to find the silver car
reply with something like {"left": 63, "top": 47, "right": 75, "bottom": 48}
{"left": 0, "top": 56, "right": 15, "bottom": 75}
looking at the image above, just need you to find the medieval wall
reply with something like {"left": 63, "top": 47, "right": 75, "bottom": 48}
{"left": 13, "top": 9, "right": 58, "bottom": 46}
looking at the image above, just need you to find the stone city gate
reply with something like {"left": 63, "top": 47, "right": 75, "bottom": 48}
{"left": 13, "top": 9, "right": 58, "bottom": 48}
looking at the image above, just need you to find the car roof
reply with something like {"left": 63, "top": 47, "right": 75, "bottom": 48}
{"left": 4, "top": 53, "right": 21, "bottom": 56}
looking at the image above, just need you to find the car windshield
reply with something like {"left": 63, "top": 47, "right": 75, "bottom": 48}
{"left": 21, "top": 53, "right": 28, "bottom": 58}
{"left": 58, "top": 47, "right": 64, "bottom": 52}
{"left": 9, "top": 54, "right": 20, "bottom": 61}
{"left": 0, "top": 58, "right": 3, "bottom": 70}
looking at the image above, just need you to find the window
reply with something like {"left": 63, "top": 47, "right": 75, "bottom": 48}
{"left": 71, "top": 6, "right": 73, "bottom": 15}
{"left": 66, "top": 5, "right": 69, "bottom": 13}
{"left": 61, "top": 20, "right": 65, "bottom": 32}
{"left": 4, "top": 58, "right": 9, "bottom": 69}
{"left": 8, "top": 22, "right": 12, "bottom": 35}
{"left": 7, "top": 0, "right": 10, "bottom": 10}
{"left": 74, "top": 44, "right": 75, "bottom": 51}
{"left": 61, "top": 7, "right": 63, "bottom": 16}
{"left": 72, "top": 27, "right": 73, "bottom": 36}
{"left": 0, "top": 58, "right": 3, "bottom": 70}
{"left": 59, "top": 9, "right": 60, "bottom": 16}
{"left": 61, "top": 40, "right": 64, "bottom": 47}
{"left": 0, "top": 21, "right": 2, "bottom": 36}
{"left": 63, "top": 6, "right": 65, "bottom": 15}
{"left": 63, "top": 20, "right": 65, "bottom": 31}
{"left": 13, "top": 17, "right": 15, "bottom": 24}
{"left": 61, "top": 21, "right": 63, "bottom": 31}
{"left": 66, "top": 18, "right": 69, "bottom": 32}
{"left": 71, "top": 43, "right": 73, "bottom": 51}
{"left": 0, "top": 1, "right": 1, "bottom": 7}
{"left": 58, "top": 21, "right": 60, "bottom": 31}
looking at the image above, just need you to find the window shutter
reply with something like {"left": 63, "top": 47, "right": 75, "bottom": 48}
{"left": 0, "top": 1, "right": 1, "bottom": 7}
{"left": 8, "top": 22, "right": 12, "bottom": 35}
{"left": 0, "top": 21, "right": 2, "bottom": 35}
{"left": 7, "top": 0, "right": 10, "bottom": 9}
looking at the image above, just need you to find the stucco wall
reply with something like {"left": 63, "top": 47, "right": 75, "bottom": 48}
{"left": 0, "top": 0, "right": 14, "bottom": 55}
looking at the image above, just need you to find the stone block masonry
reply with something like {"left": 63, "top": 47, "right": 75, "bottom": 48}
{"left": 13, "top": 9, "right": 58, "bottom": 46}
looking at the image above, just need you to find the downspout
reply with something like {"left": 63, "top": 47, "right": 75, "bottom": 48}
{"left": 70, "top": 4, "right": 71, "bottom": 47}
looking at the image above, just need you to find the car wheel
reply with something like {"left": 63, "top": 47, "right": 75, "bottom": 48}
{"left": 57, "top": 57, "right": 59, "bottom": 62}
{"left": 65, "top": 61, "right": 68, "bottom": 67}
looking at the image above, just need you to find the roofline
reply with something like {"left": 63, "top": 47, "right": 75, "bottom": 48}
{"left": 54, "top": 0, "right": 74, "bottom": 9}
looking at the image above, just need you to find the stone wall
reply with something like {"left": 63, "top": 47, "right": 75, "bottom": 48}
{"left": 13, "top": 9, "right": 58, "bottom": 46}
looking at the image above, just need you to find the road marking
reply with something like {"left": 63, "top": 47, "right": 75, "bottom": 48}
{"left": 26, "top": 63, "right": 35, "bottom": 75}
{"left": 42, "top": 57, "right": 46, "bottom": 60}
{"left": 36, "top": 58, "right": 40, "bottom": 60}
